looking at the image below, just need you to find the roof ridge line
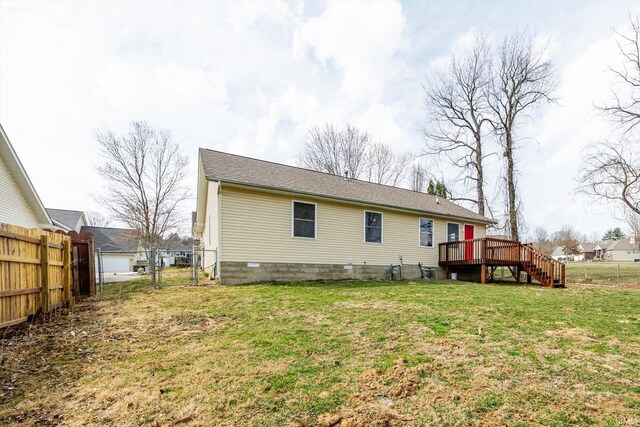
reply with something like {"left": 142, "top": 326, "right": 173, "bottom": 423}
{"left": 199, "top": 147, "right": 451, "bottom": 201}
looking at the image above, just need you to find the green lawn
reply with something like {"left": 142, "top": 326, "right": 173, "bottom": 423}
{"left": 1, "top": 279, "right": 639, "bottom": 426}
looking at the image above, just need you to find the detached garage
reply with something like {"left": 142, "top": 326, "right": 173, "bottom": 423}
{"left": 81, "top": 226, "right": 143, "bottom": 273}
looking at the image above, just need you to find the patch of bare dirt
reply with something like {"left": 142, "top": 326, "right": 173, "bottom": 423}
{"left": 314, "top": 359, "right": 423, "bottom": 427}
{"left": 544, "top": 327, "right": 594, "bottom": 341}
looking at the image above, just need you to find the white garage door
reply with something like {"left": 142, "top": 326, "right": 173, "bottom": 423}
{"left": 102, "top": 255, "right": 131, "bottom": 273}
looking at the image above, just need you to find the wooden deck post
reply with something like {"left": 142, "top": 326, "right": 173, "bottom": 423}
{"left": 481, "top": 264, "right": 486, "bottom": 284}
{"left": 62, "top": 239, "right": 73, "bottom": 309}
{"left": 40, "top": 234, "right": 49, "bottom": 314}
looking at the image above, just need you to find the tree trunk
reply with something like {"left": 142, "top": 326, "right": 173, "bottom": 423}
{"left": 505, "top": 132, "right": 519, "bottom": 240}
{"left": 475, "top": 135, "right": 485, "bottom": 217}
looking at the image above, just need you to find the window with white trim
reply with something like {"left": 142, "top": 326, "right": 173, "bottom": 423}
{"left": 447, "top": 223, "right": 460, "bottom": 242}
{"left": 293, "top": 202, "right": 316, "bottom": 238}
{"left": 419, "top": 218, "right": 434, "bottom": 247}
{"left": 364, "top": 211, "right": 383, "bottom": 243}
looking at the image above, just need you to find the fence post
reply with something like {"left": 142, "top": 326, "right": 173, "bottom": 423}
{"left": 192, "top": 246, "right": 198, "bottom": 286}
{"left": 40, "top": 234, "right": 49, "bottom": 314}
{"left": 151, "top": 248, "right": 156, "bottom": 289}
{"left": 62, "top": 239, "right": 73, "bottom": 309}
{"left": 617, "top": 263, "right": 620, "bottom": 285}
{"left": 97, "top": 248, "right": 104, "bottom": 293}
{"left": 88, "top": 235, "right": 96, "bottom": 296}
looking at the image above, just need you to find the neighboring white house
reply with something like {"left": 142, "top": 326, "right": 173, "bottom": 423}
{"left": 82, "top": 226, "right": 146, "bottom": 273}
{"left": 551, "top": 243, "right": 597, "bottom": 262}
{"left": 0, "top": 124, "right": 53, "bottom": 229}
{"left": 194, "top": 149, "right": 493, "bottom": 284}
{"left": 551, "top": 246, "right": 569, "bottom": 262}
{"left": 46, "top": 208, "right": 87, "bottom": 232}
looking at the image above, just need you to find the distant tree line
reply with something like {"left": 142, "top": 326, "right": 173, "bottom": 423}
{"left": 529, "top": 225, "right": 635, "bottom": 256}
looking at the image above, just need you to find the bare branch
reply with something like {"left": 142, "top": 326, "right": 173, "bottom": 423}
{"left": 423, "top": 35, "right": 495, "bottom": 217}
{"left": 488, "top": 31, "right": 558, "bottom": 240}
{"left": 95, "top": 121, "right": 190, "bottom": 251}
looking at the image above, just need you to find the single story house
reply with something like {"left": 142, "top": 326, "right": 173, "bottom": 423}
{"left": 46, "top": 208, "right": 87, "bottom": 232}
{"left": 194, "top": 149, "right": 493, "bottom": 285}
{"left": 0, "top": 124, "right": 53, "bottom": 229}
{"left": 551, "top": 246, "right": 569, "bottom": 262}
{"left": 577, "top": 242, "right": 596, "bottom": 261}
{"left": 82, "top": 226, "right": 145, "bottom": 272}
{"left": 551, "top": 243, "right": 597, "bottom": 262}
{"left": 597, "top": 237, "right": 640, "bottom": 261}
{"left": 159, "top": 240, "right": 194, "bottom": 266}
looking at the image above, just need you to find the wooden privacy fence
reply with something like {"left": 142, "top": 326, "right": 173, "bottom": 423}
{"left": 0, "top": 223, "right": 73, "bottom": 328}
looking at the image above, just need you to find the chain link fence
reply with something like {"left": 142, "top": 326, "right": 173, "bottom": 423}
{"left": 564, "top": 261, "right": 640, "bottom": 286}
{"left": 96, "top": 247, "right": 218, "bottom": 291}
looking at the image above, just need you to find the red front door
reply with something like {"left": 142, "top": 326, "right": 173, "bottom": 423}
{"left": 464, "top": 225, "right": 474, "bottom": 260}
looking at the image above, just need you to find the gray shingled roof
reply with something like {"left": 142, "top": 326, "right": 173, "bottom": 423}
{"left": 607, "top": 238, "right": 639, "bottom": 251}
{"left": 46, "top": 208, "right": 83, "bottom": 230}
{"left": 199, "top": 149, "right": 492, "bottom": 224}
{"left": 580, "top": 242, "right": 597, "bottom": 252}
{"left": 81, "top": 226, "right": 140, "bottom": 252}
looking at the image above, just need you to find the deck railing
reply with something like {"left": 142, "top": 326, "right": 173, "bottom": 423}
{"left": 439, "top": 237, "right": 521, "bottom": 266}
{"left": 439, "top": 237, "right": 565, "bottom": 286}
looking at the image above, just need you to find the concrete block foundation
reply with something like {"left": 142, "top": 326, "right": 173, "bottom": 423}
{"left": 219, "top": 261, "right": 447, "bottom": 285}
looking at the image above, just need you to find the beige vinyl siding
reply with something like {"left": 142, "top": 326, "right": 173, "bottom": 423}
{"left": 0, "top": 154, "right": 39, "bottom": 228}
{"left": 202, "top": 181, "right": 219, "bottom": 268}
{"left": 220, "top": 186, "right": 486, "bottom": 266}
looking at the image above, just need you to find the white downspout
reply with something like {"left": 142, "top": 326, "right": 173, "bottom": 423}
{"left": 217, "top": 180, "right": 222, "bottom": 280}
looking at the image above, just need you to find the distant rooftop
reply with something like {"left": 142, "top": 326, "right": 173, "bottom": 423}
{"left": 47, "top": 208, "right": 84, "bottom": 230}
{"left": 81, "top": 226, "right": 140, "bottom": 252}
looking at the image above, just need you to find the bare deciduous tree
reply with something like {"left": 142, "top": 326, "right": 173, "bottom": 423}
{"left": 579, "top": 141, "right": 640, "bottom": 215}
{"left": 489, "top": 32, "right": 558, "bottom": 240}
{"left": 366, "top": 142, "right": 411, "bottom": 186}
{"left": 627, "top": 211, "right": 640, "bottom": 252}
{"left": 580, "top": 16, "right": 640, "bottom": 216}
{"left": 298, "top": 124, "right": 412, "bottom": 187}
{"left": 297, "top": 124, "right": 371, "bottom": 179}
{"left": 531, "top": 226, "right": 554, "bottom": 255}
{"left": 409, "top": 161, "right": 427, "bottom": 192}
{"left": 85, "top": 210, "right": 111, "bottom": 227}
{"left": 599, "top": 15, "right": 640, "bottom": 134}
{"left": 552, "top": 225, "right": 581, "bottom": 256}
{"left": 96, "top": 121, "right": 190, "bottom": 252}
{"left": 423, "top": 36, "right": 494, "bottom": 216}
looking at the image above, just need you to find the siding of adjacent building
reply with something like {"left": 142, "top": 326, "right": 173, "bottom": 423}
{"left": 201, "top": 181, "right": 219, "bottom": 269}
{"left": 607, "top": 249, "right": 640, "bottom": 261}
{"left": 218, "top": 185, "right": 486, "bottom": 267}
{"left": 0, "top": 153, "right": 39, "bottom": 228}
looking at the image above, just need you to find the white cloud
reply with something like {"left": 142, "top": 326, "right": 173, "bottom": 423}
{"left": 0, "top": 0, "right": 638, "bottom": 236}
{"left": 293, "top": 1, "right": 407, "bottom": 102}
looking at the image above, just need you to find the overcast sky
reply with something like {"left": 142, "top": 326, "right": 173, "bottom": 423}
{"left": 1, "top": 0, "right": 638, "bottom": 238}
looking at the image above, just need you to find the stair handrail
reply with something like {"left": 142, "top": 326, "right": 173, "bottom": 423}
{"left": 520, "top": 242, "right": 563, "bottom": 286}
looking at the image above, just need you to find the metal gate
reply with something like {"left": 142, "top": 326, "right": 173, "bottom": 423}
{"left": 95, "top": 246, "right": 218, "bottom": 290}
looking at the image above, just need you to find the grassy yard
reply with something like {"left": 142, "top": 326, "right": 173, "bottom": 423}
{"left": 1, "top": 279, "right": 639, "bottom": 426}
{"left": 564, "top": 261, "right": 640, "bottom": 286}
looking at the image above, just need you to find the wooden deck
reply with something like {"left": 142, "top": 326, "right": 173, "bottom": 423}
{"left": 439, "top": 237, "right": 565, "bottom": 287}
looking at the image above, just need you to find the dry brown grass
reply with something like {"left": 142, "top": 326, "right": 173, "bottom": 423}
{"left": 1, "top": 280, "right": 639, "bottom": 426}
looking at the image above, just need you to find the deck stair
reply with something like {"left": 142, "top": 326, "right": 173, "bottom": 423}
{"left": 439, "top": 237, "right": 565, "bottom": 287}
